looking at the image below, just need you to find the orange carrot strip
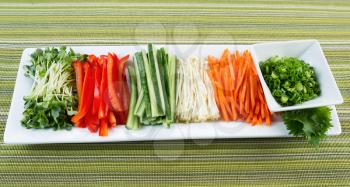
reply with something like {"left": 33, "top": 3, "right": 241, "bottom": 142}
{"left": 229, "top": 53, "right": 238, "bottom": 120}
{"left": 252, "top": 115, "right": 257, "bottom": 126}
{"left": 249, "top": 72, "right": 256, "bottom": 108}
{"left": 244, "top": 74, "right": 251, "bottom": 114}
{"left": 261, "top": 103, "right": 266, "bottom": 119}
{"left": 254, "top": 102, "right": 260, "bottom": 115}
{"left": 257, "top": 116, "right": 262, "bottom": 125}
{"left": 235, "top": 58, "right": 247, "bottom": 99}
{"left": 246, "top": 112, "right": 253, "bottom": 123}
{"left": 265, "top": 106, "right": 271, "bottom": 125}
{"left": 239, "top": 76, "right": 247, "bottom": 114}
{"left": 218, "top": 91, "right": 230, "bottom": 121}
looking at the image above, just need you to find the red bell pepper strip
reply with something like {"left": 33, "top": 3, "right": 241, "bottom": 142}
{"left": 109, "top": 111, "right": 117, "bottom": 128}
{"left": 112, "top": 53, "right": 128, "bottom": 85}
{"left": 122, "top": 111, "right": 128, "bottom": 124}
{"left": 115, "top": 113, "right": 121, "bottom": 126}
{"left": 110, "top": 53, "right": 130, "bottom": 124}
{"left": 118, "top": 54, "right": 131, "bottom": 114}
{"left": 118, "top": 54, "right": 131, "bottom": 124}
{"left": 112, "top": 53, "right": 119, "bottom": 62}
{"left": 71, "top": 62, "right": 95, "bottom": 124}
{"left": 86, "top": 110, "right": 99, "bottom": 132}
{"left": 98, "top": 55, "right": 107, "bottom": 66}
{"left": 75, "top": 118, "right": 86, "bottom": 128}
{"left": 107, "top": 53, "right": 124, "bottom": 112}
{"left": 119, "top": 55, "right": 129, "bottom": 65}
{"left": 83, "top": 63, "right": 99, "bottom": 132}
{"left": 98, "top": 56, "right": 108, "bottom": 119}
{"left": 88, "top": 54, "right": 98, "bottom": 64}
{"left": 92, "top": 63, "right": 102, "bottom": 115}
{"left": 99, "top": 118, "right": 108, "bottom": 136}
{"left": 72, "top": 61, "right": 84, "bottom": 104}
{"left": 121, "top": 62, "right": 130, "bottom": 116}
{"left": 113, "top": 112, "right": 122, "bottom": 125}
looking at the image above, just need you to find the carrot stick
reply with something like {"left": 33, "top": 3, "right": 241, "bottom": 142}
{"left": 235, "top": 58, "right": 247, "bottom": 98}
{"left": 254, "top": 101, "right": 260, "bottom": 115}
{"left": 257, "top": 116, "right": 262, "bottom": 125}
{"left": 239, "top": 75, "right": 247, "bottom": 115}
{"left": 222, "top": 68, "right": 231, "bottom": 97}
{"left": 252, "top": 115, "right": 257, "bottom": 126}
{"left": 244, "top": 74, "right": 251, "bottom": 114}
{"left": 221, "top": 90, "right": 232, "bottom": 117}
{"left": 249, "top": 71, "right": 256, "bottom": 108}
{"left": 247, "top": 112, "right": 253, "bottom": 122}
{"left": 218, "top": 91, "right": 230, "bottom": 121}
{"left": 264, "top": 104, "right": 271, "bottom": 125}
{"left": 208, "top": 49, "right": 273, "bottom": 126}
{"left": 208, "top": 71, "right": 222, "bottom": 116}
{"left": 261, "top": 102, "right": 266, "bottom": 119}
{"left": 229, "top": 53, "right": 238, "bottom": 120}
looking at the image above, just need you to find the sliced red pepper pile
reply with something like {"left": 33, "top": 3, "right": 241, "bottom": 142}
{"left": 71, "top": 53, "right": 130, "bottom": 136}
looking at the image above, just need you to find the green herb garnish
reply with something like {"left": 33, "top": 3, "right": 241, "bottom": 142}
{"left": 282, "top": 106, "right": 332, "bottom": 147}
{"left": 260, "top": 56, "right": 320, "bottom": 106}
{"left": 22, "top": 47, "right": 80, "bottom": 130}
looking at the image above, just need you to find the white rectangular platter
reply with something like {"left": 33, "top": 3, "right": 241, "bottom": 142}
{"left": 4, "top": 40, "right": 342, "bottom": 144}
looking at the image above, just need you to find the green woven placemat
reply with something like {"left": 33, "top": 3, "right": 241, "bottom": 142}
{"left": 0, "top": 0, "right": 349, "bottom": 186}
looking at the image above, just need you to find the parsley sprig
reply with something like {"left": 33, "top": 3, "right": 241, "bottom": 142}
{"left": 282, "top": 107, "right": 332, "bottom": 147}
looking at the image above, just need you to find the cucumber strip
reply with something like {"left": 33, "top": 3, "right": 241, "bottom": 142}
{"left": 135, "top": 52, "right": 152, "bottom": 118}
{"left": 140, "top": 116, "right": 158, "bottom": 125}
{"left": 133, "top": 54, "right": 145, "bottom": 118}
{"left": 144, "top": 116, "right": 163, "bottom": 125}
{"left": 134, "top": 90, "right": 145, "bottom": 114}
{"left": 134, "top": 90, "right": 145, "bottom": 116}
{"left": 157, "top": 48, "right": 171, "bottom": 125}
{"left": 148, "top": 44, "right": 166, "bottom": 115}
{"left": 126, "top": 66, "right": 139, "bottom": 130}
{"left": 133, "top": 55, "right": 142, "bottom": 93}
{"left": 142, "top": 50, "right": 158, "bottom": 117}
{"left": 168, "top": 55, "right": 177, "bottom": 122}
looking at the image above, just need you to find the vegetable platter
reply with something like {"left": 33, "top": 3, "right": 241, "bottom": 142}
{"left": 4, "top": 40, "right": 343, "bottom": 145}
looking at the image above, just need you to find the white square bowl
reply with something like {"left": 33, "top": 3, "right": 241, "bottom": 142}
{"left": 251, "top": 40, "right": 343, "bottom": 112}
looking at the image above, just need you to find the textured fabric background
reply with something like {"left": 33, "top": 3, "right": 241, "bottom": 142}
{"left": 0, "top": 0, "right": 349, "bottom": 186}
